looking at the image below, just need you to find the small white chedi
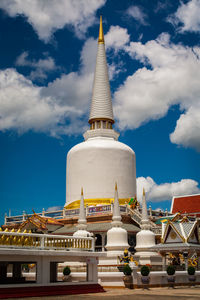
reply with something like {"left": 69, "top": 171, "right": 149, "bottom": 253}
{"left": 99, "top": 183, "right": 130, "bottom": 264}
{"left": 134, "top": 189, "right": 161, "bottom": 265}
{"left": 73, "top": 188, "right": 92, "bottom": 238}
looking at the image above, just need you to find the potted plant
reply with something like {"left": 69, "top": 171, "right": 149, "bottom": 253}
{"left": 140, "top": 265, "right": 150, "bottom": 287}
{"left": 188, "top": 266, "right": 196, "bottom": 283}
{"left": 166, "top": 265, "right": 175, "bottom": 287}
{"left": 123, "top": 264, "right": 133, "bottom": 289}
{"left": 62, "top": 266, "right": 71, "bottom": 282}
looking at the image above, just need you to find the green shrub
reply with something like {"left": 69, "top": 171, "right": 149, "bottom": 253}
{"left": 166, "top": 265, "right": 175, "bottom": 276}
{"left": 188, "top": 266, "right": 195, "bottom": 275}
{"left": 140, "top": 265, "right": 150, "bottom": 276}
{"left": 63, "top": 266, "right": 71, "bottom": 276}
{"left": 123, "top": 264, "right": 132, "bottom": 276}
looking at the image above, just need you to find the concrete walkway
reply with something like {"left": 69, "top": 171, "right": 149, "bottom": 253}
{"left": 5, "top": 286, "right": 200, "bottom": 300}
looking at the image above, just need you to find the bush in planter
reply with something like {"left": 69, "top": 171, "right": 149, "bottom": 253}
{"left": 188, "top": 266, "right": 195, "bottom": 275}
{"left": 166, "top": 265, "right": 175, "bottom": 276}
{"left": 141, "top": 265, "right": 150, "bottom": 276}
{"left": 63, "top": 266, "right": 71, "bottom": 276}
{"left": 123, "top": 264, "right": 132, "bottom": 276}
{"left": 123, "top": 264, "right": 133, "bottom": 289}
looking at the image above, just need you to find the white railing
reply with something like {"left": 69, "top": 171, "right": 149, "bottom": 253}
{"left": 0, "top": 231, "right": 94, "bottom": 252}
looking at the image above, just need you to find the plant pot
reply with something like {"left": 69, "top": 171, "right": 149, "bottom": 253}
{"left": 167, "top": 275, "right": 175, "bottom": 288}
{"left": 141, "top": 276, "right": 150, "bottom": 289}
{"left": 188, "top": 275, "right": 196, "bottom": 282}
{"left": 123, "top": 275, "right": 133, "bottom": 289}
{"left": 62, "top": 275, "right": 71, "bottom": 282}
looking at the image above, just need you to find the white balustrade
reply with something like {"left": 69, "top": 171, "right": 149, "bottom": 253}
{"left": 0, "top": 231, "right": 94, "bottom": 251}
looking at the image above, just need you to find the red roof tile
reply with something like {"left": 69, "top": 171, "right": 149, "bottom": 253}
{"left": 172, "top": 194, "right": 200, "bottom": 214}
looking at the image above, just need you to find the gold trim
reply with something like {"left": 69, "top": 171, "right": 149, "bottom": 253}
{"left": 170, "top": 222, "right": 186, "bottom": 242}
{"left": 98, "top": 16, "right": 104, "bottom": 44}
{"left": 186, "top": 221, "right": 198, "bottom": 243}
{"left": 65, "top": 198, "right": 130, "bottom": 210}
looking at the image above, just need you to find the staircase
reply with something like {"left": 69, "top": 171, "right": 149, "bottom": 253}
{"left": 127, "top": 207, "right": 161, "bottom": 235}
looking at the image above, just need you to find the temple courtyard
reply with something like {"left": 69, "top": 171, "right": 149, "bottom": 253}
{"left": 4, "top": 287, "right": 200, "bottom": 300}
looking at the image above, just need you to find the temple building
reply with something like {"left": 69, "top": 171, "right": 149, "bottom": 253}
{"left": 4, "top": 17, "right": 196, "bottom": 257}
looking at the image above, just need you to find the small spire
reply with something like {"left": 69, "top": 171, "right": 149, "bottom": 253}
{"left": 98, "top": 16, "right": 104, "bottom": 44}
{"left": 77, "top": 188, "right": 87, "bottom": 229}
{"left": 112, "top": 182, "right": 122, "bottom": 226}
{"left": 141, "top": 187, "right": 151, "bottom": 230}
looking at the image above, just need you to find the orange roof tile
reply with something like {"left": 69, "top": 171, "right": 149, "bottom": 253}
{"left": 172, "top": 194, "right": 200, "bottom": 214}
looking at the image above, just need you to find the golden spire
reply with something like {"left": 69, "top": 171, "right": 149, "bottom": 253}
{"left": 98, "top": 15, "right": 104, "bottom": 44}
{"left": 81, "top": 187, "right": 83, "bottom": 196}
{"left": 115, "top": 182, "right": 118, "bottom": 191}
{"left": 143, "top": 188, "right": 145, "bottom": 196}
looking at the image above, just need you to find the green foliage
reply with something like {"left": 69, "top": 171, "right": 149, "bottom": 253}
{"left": 63, "top": 266, "right": 71, "bottom": 276}
{"left": 166, "top": 265, "right": 175, "bottom": 275}
{"left": 123, "top": 264, "right": 132, "bottom": 275}
{"left": 188, "top": 266, "right": 195, "bottom": 275}
{"left": 140, "top": 265, "right": 150, "bottom": 276}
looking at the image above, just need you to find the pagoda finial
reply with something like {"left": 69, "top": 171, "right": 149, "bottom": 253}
{"left": 115, "top": 182, "right": 117, "bottom": 191}
{"left": 143, "top": 188, "right": 145, "bottom": 196}
{"left": 81, "top": 187, "right": 83, "bottom": 196}
{"left": 98, "top": 15, "right": 104, "bottom": 44}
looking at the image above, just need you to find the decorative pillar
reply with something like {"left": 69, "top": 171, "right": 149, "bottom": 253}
{"left": 162, "top": 254, "right": 166, "bottom": 271}
{"left": 86, "top": 257, "right": 98, "bottom": 283}
{"left": 36, "top": 257, "right": 50, "bottom": 284}
{"left": 101, "top": 233, "right": 106, "bottom": 251}
{"left": 4, "top": 213, "right": 7, "bottom": 225}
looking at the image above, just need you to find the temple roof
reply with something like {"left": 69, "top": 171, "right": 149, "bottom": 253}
{"left": 53, "top": 222, "right": 140, "bottom": 234}
{"left": 171, "top": 194, "right": 200, "bottom": 215}
{"left": 19, "top": 213, "right": 62, "bottom": 231}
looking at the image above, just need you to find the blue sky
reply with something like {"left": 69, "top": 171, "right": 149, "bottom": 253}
{"left": 0, "top": 0, "right": 200, "bottom": 225}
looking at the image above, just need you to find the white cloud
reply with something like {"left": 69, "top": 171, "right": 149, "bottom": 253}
{"left": 169, "top": 0, "right": 200, "bottom": 33}
{"left": 105, "top": 25, "right": 130, "bottom": 51}
{"left": 170, "top": 104, "right": 200, "bottom": 151}
{"left": 16, "top": 51, "right": 58, "bottom": 81}
{"left": 0, "top": 24, "right": 130, "bottom": 137}
{"left": 46, "top": 206, "right": 63, "bottom": 212}
{"left": 137, "top": 176, "right": 200, "bottom": 203}
{"left": 114, "top": 33, "right": 200, "bottom": 151}
{"left": 0, "top": 68, "right": 82, "bottom": 136}
{"left": 126, "top": 5, "right": 148, "bottom": 26}
{"left": 0, "top": 0, "right": 106, "bottom": 42}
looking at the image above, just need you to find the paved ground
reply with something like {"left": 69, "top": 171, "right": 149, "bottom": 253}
{"left": 5, "top": 286, "right": 200, "bottom": 300}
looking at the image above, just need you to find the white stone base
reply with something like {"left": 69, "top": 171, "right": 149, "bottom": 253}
{"left": 134, "top": 251, "right": 162, "bottom": 265}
